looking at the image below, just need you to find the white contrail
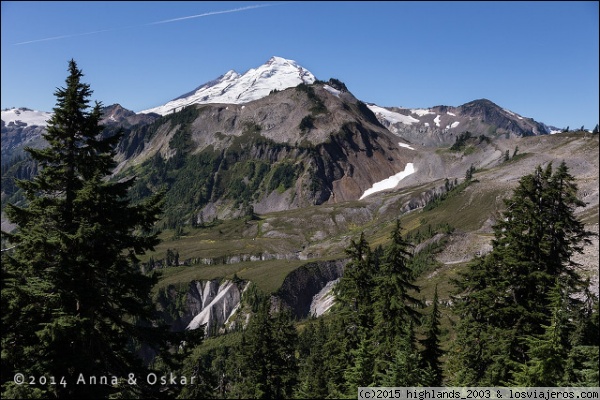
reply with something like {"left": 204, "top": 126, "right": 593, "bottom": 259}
{"left": 148, "top": 4, "right": 273, "bottom": 25}
{"left": 14, "top": 29, "right": 113, "bottom": 46}
{"left": 13, "top": 3, "right": 278, "bottom": 46}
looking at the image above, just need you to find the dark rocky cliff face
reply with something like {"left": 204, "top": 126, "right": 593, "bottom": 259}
{"left": 272, "top": 259, "right": 346, "bottom": 319}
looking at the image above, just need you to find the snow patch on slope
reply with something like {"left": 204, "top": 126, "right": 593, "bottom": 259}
{"left": 411, "top": 108, "right": 434, "bottom": 117}
{"left": 367, "top": 104, "right": 419, "bottom": 125}
{"left": 323, "top": 85, "right": 341, "bottom": 97}
{"left": 360, "top": 163, "right": 415, "bottom": 200}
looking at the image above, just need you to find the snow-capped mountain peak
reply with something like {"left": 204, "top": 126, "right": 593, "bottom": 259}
{"left": 1, "top": 107, "right": 52, "bottom": 127}
{"left": 139, "top": 56, "right": 316, "bottom": 115}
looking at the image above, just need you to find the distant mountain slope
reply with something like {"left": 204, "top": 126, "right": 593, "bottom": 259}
{"left": 139, "top": 56, "right": 316, "bottom": 116}
{"left": 368, "top": 99, "right": 558, "bottom": 146}
{"left": 1, "top": 108, "right": 51, "bottom": 161}
{"left": 115, "top": 81, "right": 414, "bottom": 224}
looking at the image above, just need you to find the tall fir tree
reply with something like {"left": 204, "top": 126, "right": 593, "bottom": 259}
{"left": 419, "top": 285, "right": 443, "bottom": 386}
{"left": 296, "top": 318, "right": 329, "bottom": 399}
{"left": 374, "top": 221, "right": 422, "bottom": 345}
{"left": 510, "top": 280, "right": 572, "bottom": 386}
{"left": 1, "top": 60, "right": 166, "bottom": 399}
{"left": 372, "top": 220, "right": 423, "bottom": 378}
{"left": 344, "top": 329, "right": 376, "bottom": 397}
{"left": 449, "top": 162, "right": 594, "bottom": 385}
{"left": 231, "top": 296, "right": 298, "bottom": 399}
{"left": 379, "top": 321, "right": 432, "bottom": 387}
{"left": 334, "top": 232, "right": 378, "bottom": 331}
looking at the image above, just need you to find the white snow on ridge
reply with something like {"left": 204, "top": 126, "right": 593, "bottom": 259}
{"left": 367, "top": 104, "right": 420, "bottom": 125}
{"left": 140, "top": 56, "right": 316, "bottom": 116}
{"left": 434, "top": 115, "right": 441, "bottom": 127}
{"left": 411, "top": 108, "right": 433, "bottom": 117}
{"left": 450, "top": 121, "right": 460, "bottom": 128}
{"left": 447, "top": 111, "right": 456, "bottom": 116}
{"left": 1, "top": 108, "right": 51, "bottom": 127}
{"left": 398, "top": 142, "right": 415, "bottom": 150}
{"left": 503, "top": 108, "right": 524, "bottom": 120}
{"left": 360, "top": 163, "right": 415, "bottom": 200}
{"left": 323, "top": 85, "right": 341, "bottom": 97}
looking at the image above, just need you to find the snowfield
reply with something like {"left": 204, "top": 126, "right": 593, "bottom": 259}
{"left": 1, "top": 108, "right": 51, "bottom": 126}
{"left": 367, "top": 104, "right": 419, "bottom": 125}
{"left": 359, "top": 162, "right": 415, "bottom": 200}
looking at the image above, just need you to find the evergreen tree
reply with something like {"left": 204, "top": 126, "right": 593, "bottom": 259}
{"left": 419, "top": 285, "right": 443, "bottom": 386}
{"left": 334, "top": 232, "right": 377, "bottom": 331}
{"left": 1, "top": 60, "right": 166, "bottom": 398}
{"left": 344, "top": 329, "right": 376, "bottom": 396}
{"left": 379, "top": 321, "right": 431, "bottom": 387}
{"left": 511, "top": 280, "right": 571, "bottom": 386}
{"left": 449, "top": 162, "right": 594, "bottom": 385}
{"left": 296, "top": 318, "right": 329, "bottom": 399}
{"left": 234, "top": 298, "right": 273, "bottom": 399}
{"left": 270, "top": 309, "right": 299, "bottom": 399}
{"left": 322, "top": 315, "right": 355, "bottom": 398}
{"left": 232, "top": 297, "right": 298, "bottom": 399}
{"left": 373, "top": 220, "right": 423, "bottom": 374}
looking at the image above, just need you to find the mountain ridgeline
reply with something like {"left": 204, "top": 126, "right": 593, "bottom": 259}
{"left": 114, "top": 82, "right": 412, "bottom": 227}
{"left": 2, "top": 57, "right": 567, "bottom": 230}
{"left": 1, "top": 57, "right": 598, "bottom": 398}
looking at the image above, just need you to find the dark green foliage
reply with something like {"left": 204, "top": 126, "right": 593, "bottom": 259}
{"left": 449, "top": 162, "right": 595, "bottom": 385}
{"left": 465, "top": 164, "right": 476, "bottom": 181}
{"left": 374, "top": 220, "right": 423, "bottom": 349}
{"left": 419, "top": 285, "right": 443, "bottom": 386}
{"left": 1, "top": 154, "right": 39, "bottom": 210}
{"left": 231, "top": 296, "right": 298, "bottom": 399}
{"left": 344, "top": 329, "right": 376, "bottom": 394}
{"left": 334, "top": 232, "right": 377, "bottom": 330}
{"left": 510, "top": 280, "right": 572, "bottom": 386}
{"left": 167, "top": 106, "right": 199, "bottom": 151}
{"left": 423, "top": 177, "right": 472, "bottom": 211}
{"left": 299, "top": 115, "right": 315, "bottom": 132}
{"left": 450, "top": 131, "right": 473, "bottom": 151}
{"left": 268, "top": 162, "right": 300, "bottom": 193}
{"left": 295, "top": 83, "right": 327, "bottom": 115}
{"left": 296, "top": 318, "right": 329, "bottom": 399}
{"left": 378, "top": 322, "right": 433, "bottom": 387}
{"left": 1, "top": 60, "right": 170, "bottom": 398}
{"left": 327, "top": 78, "right": 348, "bottom": 92}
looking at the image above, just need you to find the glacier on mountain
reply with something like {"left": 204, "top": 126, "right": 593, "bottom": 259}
{"left": 139, "top": 56, "right": 316, "bottom": 116}
{"left": 1, "top": 107, "right": 51, "bottom": 127}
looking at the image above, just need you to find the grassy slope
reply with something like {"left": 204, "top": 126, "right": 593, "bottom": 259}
{"left": 145, "top": 133, "right": 598, "bottom": 302}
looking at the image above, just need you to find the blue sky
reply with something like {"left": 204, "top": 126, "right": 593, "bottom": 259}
{"left": 1, "top": 1, "right": 598, "bottom": 130}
